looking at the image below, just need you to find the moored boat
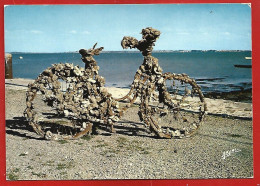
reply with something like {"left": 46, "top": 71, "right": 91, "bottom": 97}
{"left": 234, "top": 64, "right": 252, "bottom": 68}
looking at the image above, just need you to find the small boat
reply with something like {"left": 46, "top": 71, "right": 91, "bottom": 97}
{"left": 234, "top": 56, "right": 252, "bottom": 68}
{"left": 19, "top": 56, "right": 23, "bottom": 59}
{"left": 234, "top": 64, "right": 252, "bottom": 68}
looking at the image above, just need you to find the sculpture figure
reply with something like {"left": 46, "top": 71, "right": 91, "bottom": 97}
{"left": 24, "top": 27, "right": 207, "bottom": 140}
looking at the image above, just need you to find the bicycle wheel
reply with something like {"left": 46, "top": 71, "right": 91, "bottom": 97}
{"left": 140, "top": 72, "right": 207, "bottom": 139}
{"left": 24, "top": 63, "right": 94, "bottom": 140}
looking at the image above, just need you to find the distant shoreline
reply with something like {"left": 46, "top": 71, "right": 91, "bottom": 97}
{"left": 7, "top": 50, "right": 252, "bottom": 54}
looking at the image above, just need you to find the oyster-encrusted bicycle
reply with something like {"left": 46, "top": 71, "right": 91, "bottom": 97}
{"left": 24, "top": 27, "right": 207, "bottom": 140}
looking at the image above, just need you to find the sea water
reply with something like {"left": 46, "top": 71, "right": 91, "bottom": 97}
{"left": 11, "top": 51, "right": 252, "bottom": 93}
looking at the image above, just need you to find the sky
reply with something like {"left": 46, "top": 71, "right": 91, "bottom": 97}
{"left": 4, "top": 4, "right": 251, "bottom": 53}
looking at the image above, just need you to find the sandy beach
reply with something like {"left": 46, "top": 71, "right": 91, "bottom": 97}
{"left": 5, "top": 78, "right": 253, "bottom": 180}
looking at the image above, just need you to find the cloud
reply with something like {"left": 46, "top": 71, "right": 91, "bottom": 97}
{"left": 30, "top": 30, "right": 43, "bottom": 34}
{"left": 69, "top": 30, "right": 77, "bottom": 34}
{"left": 82, "top": 30, "right": 90, "bottom": 35}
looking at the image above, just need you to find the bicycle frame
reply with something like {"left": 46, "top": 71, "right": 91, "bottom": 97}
{"left": 24, "top": 27, "right": 206, "bottom": 140}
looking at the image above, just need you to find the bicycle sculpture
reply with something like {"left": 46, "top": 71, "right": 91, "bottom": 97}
{"left": 24, "top": 27, "right": 207, "bottom": 140}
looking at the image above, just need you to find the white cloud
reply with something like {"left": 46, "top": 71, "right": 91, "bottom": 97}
{"left": 69, "top": 30, "right": 77, "bottom": 34}
{"left": 82, "top": 30, "right": 90, "bottom": 35}
{"left": 30, "top": 30, "right": 43, "bottom": 34}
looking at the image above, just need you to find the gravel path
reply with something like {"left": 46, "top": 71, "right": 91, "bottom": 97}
{"left": 5, "top": 88, "right": 253, "bottom": 180}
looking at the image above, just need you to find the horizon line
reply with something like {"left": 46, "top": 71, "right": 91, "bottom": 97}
{"left": 6, "top": 49, "right": 252, "bottom": 54}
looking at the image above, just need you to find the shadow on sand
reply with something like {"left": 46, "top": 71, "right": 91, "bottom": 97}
{"left": 5, "top": 117, "right": 43, "bottom": 140}
{"left": 5, "top": 117, "right": 156, "bottom": 140}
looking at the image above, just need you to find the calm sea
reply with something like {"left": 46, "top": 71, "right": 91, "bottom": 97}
{"left": 11, "top": 51, "right": 252, "bottom": 93}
